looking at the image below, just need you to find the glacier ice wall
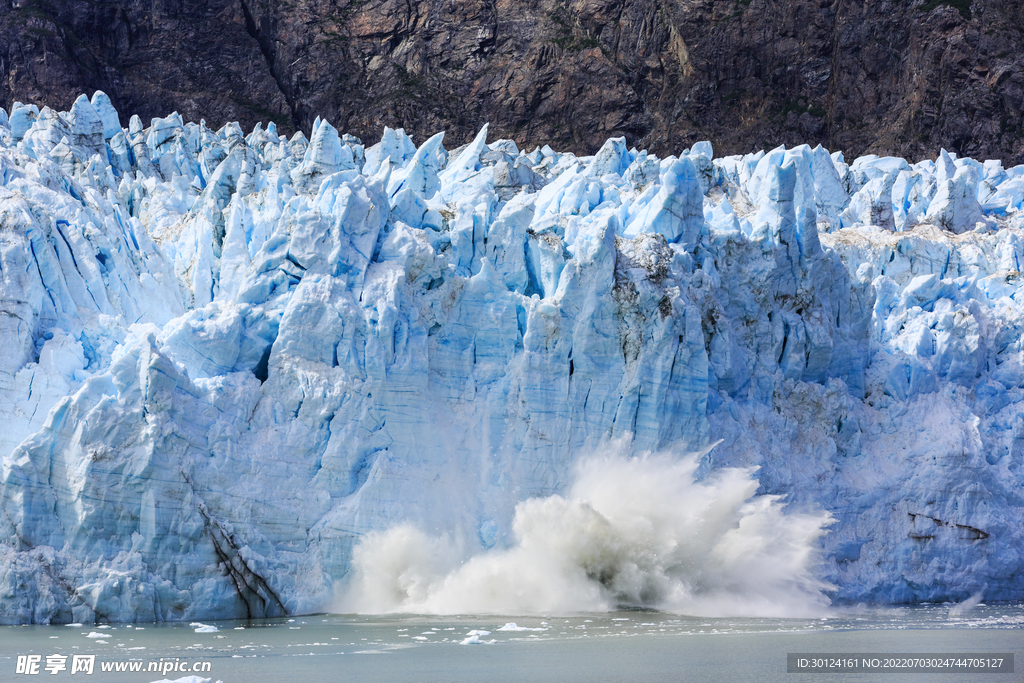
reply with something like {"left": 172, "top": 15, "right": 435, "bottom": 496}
{"left": 1, "top": 93, "right": 1023, "bottom": 623}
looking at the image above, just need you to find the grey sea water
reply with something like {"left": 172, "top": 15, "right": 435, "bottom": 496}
{"left": 0, "top": 605, "right": 1021, "bottom": 683}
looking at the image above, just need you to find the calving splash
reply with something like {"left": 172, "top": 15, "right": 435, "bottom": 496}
{"left": 340, "top": 446, "right": 833, "bottom": 617}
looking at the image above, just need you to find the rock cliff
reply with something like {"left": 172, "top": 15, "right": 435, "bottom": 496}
{"left": 1, "top": 0, "right": 1022, "bottom": 163}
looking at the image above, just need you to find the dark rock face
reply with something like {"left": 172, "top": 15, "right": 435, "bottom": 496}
{"left": 2, "top": 0, "right": 1022, "bottom": 163}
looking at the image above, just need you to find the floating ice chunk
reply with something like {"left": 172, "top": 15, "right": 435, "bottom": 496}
{"left": 496, "top": 623, "right": 546, "bottom": 631}
{"left": 192, "top": 623, "right": 219, "bottom": 633}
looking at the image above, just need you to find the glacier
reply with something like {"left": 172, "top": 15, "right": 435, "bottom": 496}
{"left": 1, "top": 92, "right": 1023, "bottom": 624}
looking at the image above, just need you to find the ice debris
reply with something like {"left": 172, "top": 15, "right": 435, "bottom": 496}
{"left": 0, "top": 93, "right": 1023, "bottom": 624}
{"left": 496, "top": 623, "right": 546, "bottom": 632}
{"left": 459, "top": 634, "right": 495, "bottom": 645}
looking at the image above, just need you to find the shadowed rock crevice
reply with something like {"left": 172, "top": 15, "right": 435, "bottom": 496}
{"left": 237, "top": 0, "right": 300, "bottom": 131}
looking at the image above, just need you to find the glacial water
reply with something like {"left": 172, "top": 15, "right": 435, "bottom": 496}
{"left": 0, "top": 605, "right": 1020, "bottom": 683}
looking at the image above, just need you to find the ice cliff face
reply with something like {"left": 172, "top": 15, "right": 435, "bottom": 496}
{"left": 1, "top": 94, "right": 1023, "bottom": 624}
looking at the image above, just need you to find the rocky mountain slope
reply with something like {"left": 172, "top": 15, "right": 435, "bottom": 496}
{"left": 1, "top": 0, "right": 1022, "bottom": 163}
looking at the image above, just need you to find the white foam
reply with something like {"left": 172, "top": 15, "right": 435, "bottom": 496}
{"left": 948, "top": 590, "right": 985, "bottom": 617}
{"left": 337, "top": 445, "right": 834, "bottom": 617}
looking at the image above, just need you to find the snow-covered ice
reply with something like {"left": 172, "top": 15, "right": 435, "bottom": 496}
{"left": 1, "top": 93, "right": 1023, "bottom": 624}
